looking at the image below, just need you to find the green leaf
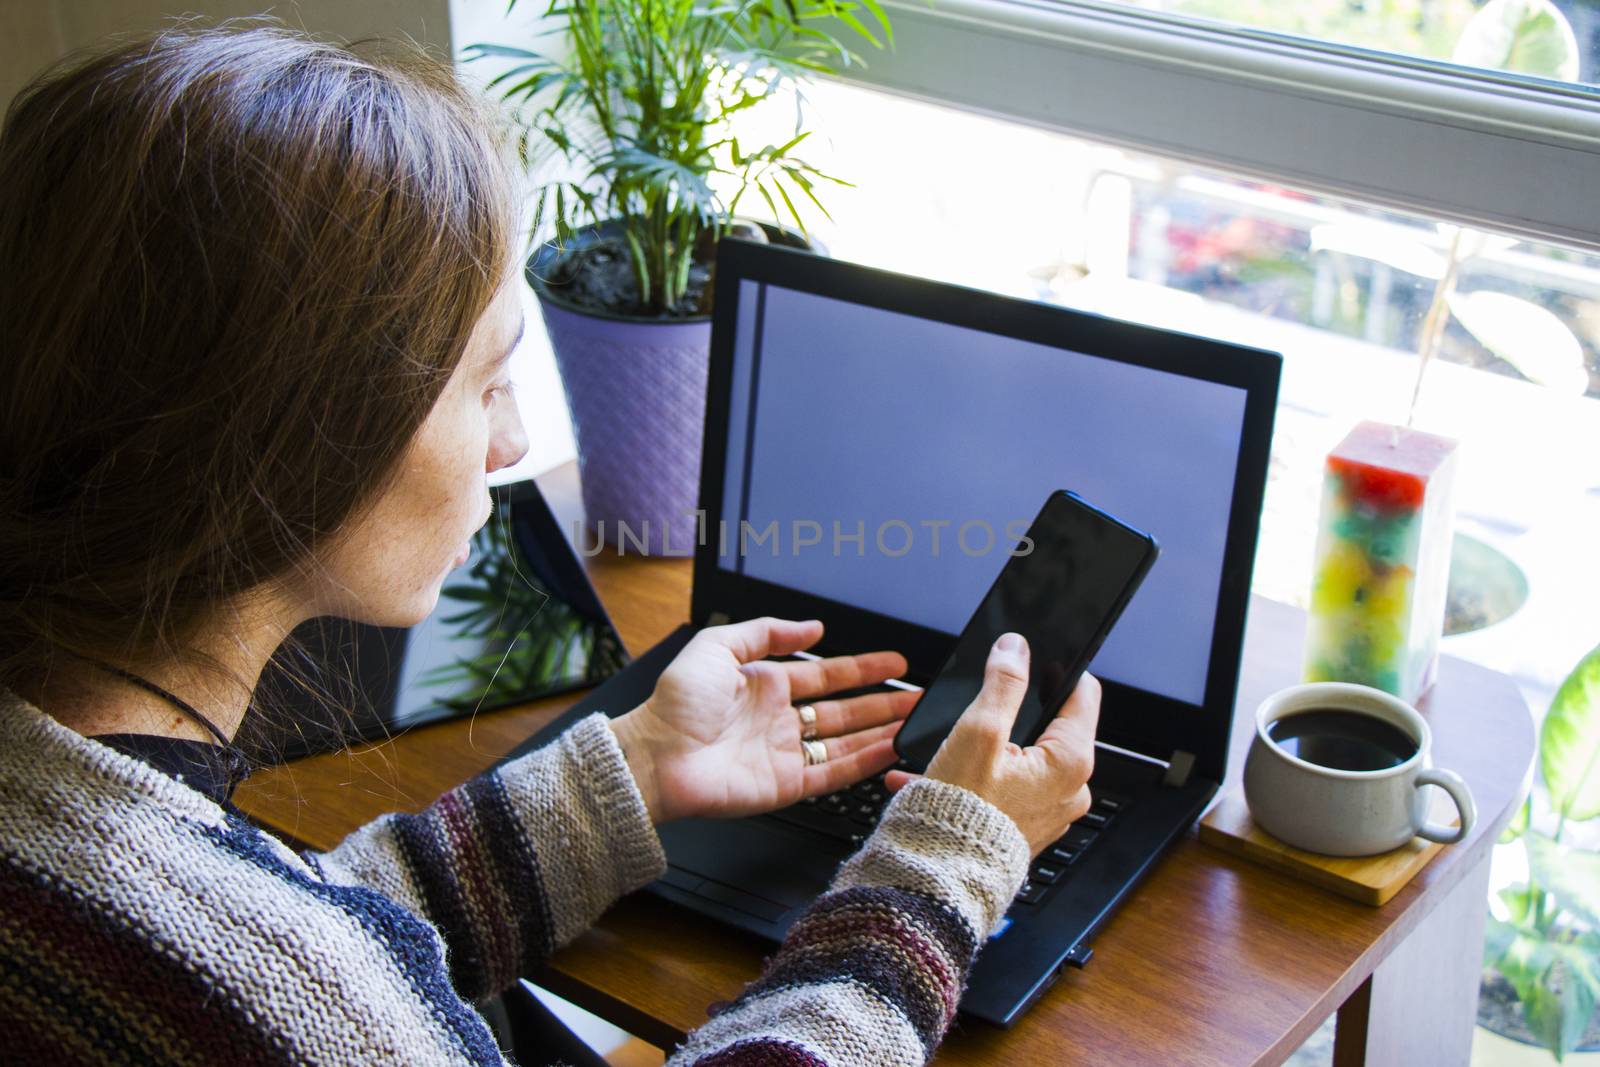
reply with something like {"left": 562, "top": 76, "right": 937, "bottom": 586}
{"left": 484, "top": 61, "right": 553, "bottom": 89}
{"left": 497, "top": 69, "right": 566, "bottom": 101}
{"left": 438, "top": 584, "right": 502, "bottom": 604}
{"left": 543, "top": 122, "right": 573, "bottom": 154}
{"left": 529, "top": 185, "right": 550, "bottom": 233}
{"left": 1499, "top": 928, "right": 1558, "bottom": 996}
{"left": 671, "top": 240, "right": 693, "bottom": 303}
{"left": 1563, "top": 943, "right": 1600, "bottom": 999}
{"left": 462, "top": 42, "right": 548, "bottom": 61}
{"left": 786, "top": 24, "right": 853, "bottom": 65}
{"left": 856, "top": 0, "right": 894, "bottom": 47}
{"left": 1524, "top": 983, "right": 1569, "bottom": 1060}
{"left": 622, "top": 227, "right": 651, "bottom": 306}
{"left": 755, "top": 179, "right": 780, "bottom": 223}
{"left": 598, "top": 147, "right": 718, "bottom": 215}
{"left": 1542, "top": 643, "right": 1600, "bottom": 821}
{"left": 770, "top": 129, "right": 810, "bottom": 159}
{"left": 1552, "top": 944, "right": 1600, "bottom": 1059}
{"left": 1482, "top": 923, "right": 1600, "bottom": 1060}
{"left": 830, "top": 6, "right": 884, "bottom": 52}
{"left": 1500, "top": 882, "right": 1542, "bottom": 928}
{"left": 783, "top": 166, "right": 833, "bottom": 220}
{"left": 1453, "top": 0, "right": 1581, "bottom": 82}
{"left": 772, "top": 178, "right": 805, "bottom": 231}
{"left": 1494, "top": 932, "right": 1564, "bottom": 1054}
{"left": 438, "top": 608, "right": 489, "bottom": 626}
{"left": 1486, "top": 914, "right": 1521, "bottom": 965}
{"left": 1446, "top": 289, "right": 1588, "bottom": 393}
{"left": 1501, "top": 794, "right": 1531, "bottom": 843}
{"left": 1526, "top": 832, "right": 1600, "bottom": 931}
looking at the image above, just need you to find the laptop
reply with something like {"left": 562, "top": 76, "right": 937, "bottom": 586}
{"left": 506, "top": 239, "right": 1281, "bottom": 1026}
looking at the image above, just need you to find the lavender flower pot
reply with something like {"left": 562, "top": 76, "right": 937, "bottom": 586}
{"left": 537, "top": 295, "right": 710, "bottom": 556}
{"left": 530, "top": 222, "right": 815, "bottom": 557}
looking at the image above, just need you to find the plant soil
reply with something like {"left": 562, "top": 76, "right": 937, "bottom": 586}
{"left": 1480, "top": 970, "right": 1600, "bottom": 1051}
{"left": 536, "top": 239, "right": 717, "bottom": 319}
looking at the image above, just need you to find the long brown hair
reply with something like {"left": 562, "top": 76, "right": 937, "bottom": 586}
{"left": 0, "top": 24, "right": 518, "bottom": 687}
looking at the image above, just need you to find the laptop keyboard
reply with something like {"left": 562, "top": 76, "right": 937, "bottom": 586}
{"left": 1016, "top": 793, "right": 1124, "bottom": 907}
{"left": 765, "top": 774, "right": 1128, "bottom": 912}
{"left": 767, "top": 775, "right": 891, "bottom": 849}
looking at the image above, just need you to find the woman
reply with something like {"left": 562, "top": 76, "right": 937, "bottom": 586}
{"left": 0, "top": 25, "right": 1099, "bottom": 1066}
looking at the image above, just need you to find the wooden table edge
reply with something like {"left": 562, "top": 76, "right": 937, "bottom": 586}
{"left": 232, "top": 467, "right": 1536, "bottom": 1065}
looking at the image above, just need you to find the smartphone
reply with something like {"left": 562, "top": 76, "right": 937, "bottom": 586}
{"left": 893, "top": 490, "right": 1159, "bottom": 771}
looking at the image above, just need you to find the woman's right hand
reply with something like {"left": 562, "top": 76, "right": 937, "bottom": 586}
{"left": 884, "top": 632, "right": 1101, "bottom": 856}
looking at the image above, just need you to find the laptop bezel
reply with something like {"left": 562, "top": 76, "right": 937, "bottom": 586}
{"left": 691, "top": 239, "right": 1280, "bottom": 785}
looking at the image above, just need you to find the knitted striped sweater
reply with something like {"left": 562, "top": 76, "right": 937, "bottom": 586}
{"left": 0, "top": 690, "right": 1030, "bottom": 1065}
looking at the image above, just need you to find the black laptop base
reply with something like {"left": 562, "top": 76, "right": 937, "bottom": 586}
{"left": 655, "top": 745, "right": 1214, "bottom": 1027}
{"left": 964, "top": 760, "right": 1214, "bottom": 1025}
{"left": 502, "top": 626, "right": 1216, "bottom": 1028}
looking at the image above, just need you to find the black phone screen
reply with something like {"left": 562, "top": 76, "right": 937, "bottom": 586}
{"left": 893, "top": 490, "right": 1158, "bottom": 771}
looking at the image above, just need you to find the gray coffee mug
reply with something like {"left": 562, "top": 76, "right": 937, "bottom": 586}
{"left": 1243, "top": 682, "right": 1476, "bottom": 857}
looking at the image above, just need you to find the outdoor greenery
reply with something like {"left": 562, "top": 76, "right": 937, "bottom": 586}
{"left": 1486, "top": 643, "right": 1600, "bottom": 1060}
{"left": 468, "top": 0, "right": 892, "bottom": 316}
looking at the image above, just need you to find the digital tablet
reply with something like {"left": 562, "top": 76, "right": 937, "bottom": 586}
{"left": 246, "top": 478, "right": 629, "bottom": 761}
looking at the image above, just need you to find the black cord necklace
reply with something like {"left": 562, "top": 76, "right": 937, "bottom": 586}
{"left": 84, "top": 659, "right": 252, "bottom": 800}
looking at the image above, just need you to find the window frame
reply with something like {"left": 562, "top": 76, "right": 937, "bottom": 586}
{"left": 831, "top": 0, "right": 1600, "bottom": 251}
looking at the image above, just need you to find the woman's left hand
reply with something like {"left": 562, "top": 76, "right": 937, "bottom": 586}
{"left": 609, "top": 617, "right": 917, "bottom": 824}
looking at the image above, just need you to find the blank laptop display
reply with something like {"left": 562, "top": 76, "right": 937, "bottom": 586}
{"left": 715, "top": 278, "right": 1250, "bottom": 706}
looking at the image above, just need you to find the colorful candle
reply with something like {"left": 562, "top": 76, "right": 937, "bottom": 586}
{"left": 1304, "top": 420, "right": 1459, "bottom": 702}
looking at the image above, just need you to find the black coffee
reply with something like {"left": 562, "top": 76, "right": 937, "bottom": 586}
{"left": 1266, "top": 709, "right": 1418, "bottom": 772}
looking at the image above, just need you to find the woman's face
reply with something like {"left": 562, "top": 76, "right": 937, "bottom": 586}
{"left": 315, "top": 279, "right": 530, "bottom": 627}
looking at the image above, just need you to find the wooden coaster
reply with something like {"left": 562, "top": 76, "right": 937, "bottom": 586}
{"left": 1198, "top": 790, "right": 1459, "bottom": 906}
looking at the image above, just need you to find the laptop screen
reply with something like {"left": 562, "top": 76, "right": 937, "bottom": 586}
{"left": 714, "top": 279, "right": 1250, "bottom": 707}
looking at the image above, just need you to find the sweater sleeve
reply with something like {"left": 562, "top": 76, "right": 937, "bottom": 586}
{"left": 666, "top": 778, "right": 1031, "bottom": 1066}
{"left": 309, "top": 712, "right": 666, "bottom": 1002}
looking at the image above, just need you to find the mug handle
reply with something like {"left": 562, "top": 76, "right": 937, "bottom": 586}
{"left": 1414, "top": 768, "right": 1477, "bottom": 844}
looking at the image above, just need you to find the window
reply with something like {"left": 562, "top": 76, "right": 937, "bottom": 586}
{"left": 1114, "top": 0, "right": 1600, "bottom": 87}
{"left": 835, "top": 1, "right": 1600, "bottom": 249}
{"left": 722, "top": 77, "right": 1600, "bottom": 723}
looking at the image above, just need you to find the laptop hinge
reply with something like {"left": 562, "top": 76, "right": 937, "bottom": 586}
{"left": 707, "top": 610, "right": 731, "bottom": 626}
{"left": 1162, "top": 750, "right": 1196, "bottom": 788}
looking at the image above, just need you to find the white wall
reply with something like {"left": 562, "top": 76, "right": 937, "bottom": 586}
{"left": 450, "top": 0, "right": 579, "bottom": 484}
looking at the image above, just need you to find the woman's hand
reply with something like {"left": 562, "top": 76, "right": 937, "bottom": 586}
{"left": 609, "top": 617, "right": 918, "bottom": 824}
{"left": 886, "top": 632, "right": 1101, "bottom": 856}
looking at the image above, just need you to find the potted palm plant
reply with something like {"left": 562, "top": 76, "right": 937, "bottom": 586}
{"left": 468, "top": 0, "right": 890, "bottom": 555}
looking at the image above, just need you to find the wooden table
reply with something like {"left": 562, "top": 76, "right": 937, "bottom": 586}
{"left": 236, "top": 461, "right": 1535, "bottom": 1066}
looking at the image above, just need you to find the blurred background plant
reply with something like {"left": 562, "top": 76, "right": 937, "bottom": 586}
{"left": 1484, "top": 641, "right": 1600, "bottom": 1060}
{"left": 467, "top": 0, "right": 892, "bottom": 316}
